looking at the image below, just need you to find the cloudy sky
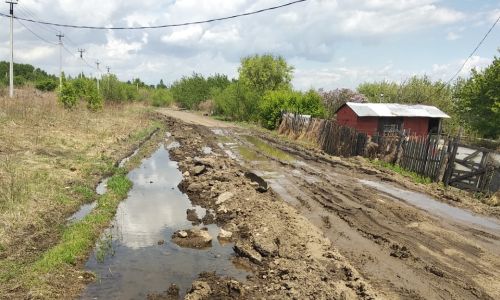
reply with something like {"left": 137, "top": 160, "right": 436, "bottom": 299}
{"left": 0, "top": 0, "right": 499, "bottom": 89}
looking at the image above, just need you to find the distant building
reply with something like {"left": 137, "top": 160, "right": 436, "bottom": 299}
{"left": 335, "top": 102, "right": 450, "bottom": 136}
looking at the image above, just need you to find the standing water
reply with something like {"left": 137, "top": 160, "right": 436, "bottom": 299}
{"left": 81, "top": 145, "right": 247, "bottom": 299}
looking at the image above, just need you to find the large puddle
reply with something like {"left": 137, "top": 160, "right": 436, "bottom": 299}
{"left": 81, "top": 145, "right": 247, "bottom": 299}
{"left": 360, "top": 179, "right": 500, "bottom": 233}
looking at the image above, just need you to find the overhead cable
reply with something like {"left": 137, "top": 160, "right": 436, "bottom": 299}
{"left": 0, "top": 0, "right": 307, "bottom": 30}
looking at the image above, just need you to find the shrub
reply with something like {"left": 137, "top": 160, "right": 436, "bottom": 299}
{"left": 35, "top": 79, "right": 58, "bottom": 92}
{"left": 259, "top": 89, "right": 326, "bottom": 129}
{"left": 171, "top": 73, "right": 209, "bottom": 109}
{"left": 259, "top": 89, "right": 301, "bottom": 129}
{"left": 83, "top": 80, "right": 103, "bottom": 111}
{"left": 213, "top": 81, "right": 259, "bottom": 121}
{"left": 58, "top": 76, "right": 78, "bottom": 109}
{"left": 151, "top": 89, "right": 174, "bottom": 107}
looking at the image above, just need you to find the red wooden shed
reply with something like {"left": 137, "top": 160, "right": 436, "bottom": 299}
{"left": 336, "top": 102, "right": 450, "bottom": 136}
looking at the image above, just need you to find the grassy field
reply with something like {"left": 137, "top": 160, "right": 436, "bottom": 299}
{"left": 0, "top": 88, "right": 162, "bottom": 298}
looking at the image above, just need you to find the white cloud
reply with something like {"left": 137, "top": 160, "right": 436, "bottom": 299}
{"left": 446, "top": 32, "right": 461, "bottom": 41}
{"left": 16, "top": 45, "right": 56, "bottom": 62}
{"left": 161, "top": 26, "right": 204, "bottom": 44}
{"left": 0, "top": 0, "right": 494, "bottom": 89}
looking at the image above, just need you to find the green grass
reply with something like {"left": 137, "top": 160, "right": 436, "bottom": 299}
{"left": 244, "top": 135, "right": 295, "bottom": 162}
{"left": 372, "top": 160, "right": 433, "bottom": 185}
{"left": 33, "top": 172, "right": 132, "bottom": 272}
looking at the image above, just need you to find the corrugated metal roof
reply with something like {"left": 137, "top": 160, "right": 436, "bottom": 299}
{"left": 344, "top": 102, "right": 450, "bottom": 118}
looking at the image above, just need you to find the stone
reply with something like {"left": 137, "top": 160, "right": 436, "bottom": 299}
{"left": 172, "top": 228, "right": 212, "bottom": 248}
{"left": 187, "top": 183, "right": 203, "bottom": 193}
{"left": 253, "top": 235, "right": 278, "bottom": 257}
{"left": 217, "top": 205, "right": 228, "bottom": 214}
{"left": 218, "top": 228, "right": 233, "bottom": 239}
{"left": 234, "top": 241, "right": 263, "bottom": 265}
{"left": 186, "top": 209, "right": 201, "bottom": 224}
{"left": 157, "top": 239, "right": 165, "bottom": 245}
{"left": 193, "top": 165, "right": 206, "bottom": 176}
{"left": 185, "top": 281, "right": 212, "bottom": 300}
{"left": 216, "top": 192, "right": 234, "bottom": 205}
{"left": 183, "top": 171, "right": 190, "bottom": 177}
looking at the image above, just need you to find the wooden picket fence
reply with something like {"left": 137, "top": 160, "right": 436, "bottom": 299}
{"left": 277, "top": 113, "right": 499, "bottom": 193}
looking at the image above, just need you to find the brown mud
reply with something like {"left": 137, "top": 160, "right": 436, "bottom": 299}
{"left": 159, "top": 110, "right": 500, "bottom": 300}
{"left": 164, "top": 117, "right": 376, "bottom": 299}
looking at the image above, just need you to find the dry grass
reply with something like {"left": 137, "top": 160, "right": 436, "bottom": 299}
{"left": 0, "top": 88, "right": 158, "bottom": 296}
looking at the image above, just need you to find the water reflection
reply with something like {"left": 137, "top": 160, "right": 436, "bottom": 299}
{"left": 81, "top": 145, "right": 247, "bottom": 299}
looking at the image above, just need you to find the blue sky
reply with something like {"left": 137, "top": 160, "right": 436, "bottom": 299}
{"left": 0, "top": 0, "right": 498, "bottom": 90}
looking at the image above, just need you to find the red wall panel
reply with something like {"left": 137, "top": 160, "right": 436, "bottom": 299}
{"left": 403, "top": 117, "right": 429, "bottom": 136}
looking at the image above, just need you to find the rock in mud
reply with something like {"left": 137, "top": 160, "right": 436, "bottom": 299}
{"left": 234, "top": 241, "right": 263, "bottom": 265}
{"left": 172, "top": 228, "right": 212, "bottom": 248}
{"left": 185, "top": 280, "right": 212, "bottom": 300}
{"left": 147, "top": 283, "right": 180, "bottom": 300}
{"left": 218, "top": 228, "right": 233, "bottom": 240}
{"left": 244, "top": 171, "right": 268, "bottom": 192}
{"left": 194, "top": 157, "right": 217, "bottom": 168}
{"left": 216, "top": 192, "right": 234, "bottom": 205}
{"left": 193, "top": 165, "right": 206, "bottom": 176}
{"left": 253, "top": 235, "right": 278, "bottom": 257}
{"left": 186, "top": 209, "right": 201, "bottom": 225}
{"left": 201, "top": 211, "right": 215, "bottom": 225}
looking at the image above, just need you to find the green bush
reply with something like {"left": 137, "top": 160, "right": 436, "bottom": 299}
{"left": 83, "top": 80, "right": 103, "bottom": 111}
{"left": 259, "top": 89, "right": 301, "bottom": 129}
{"left": 213, "top": 81, "right": 259, "bottom": 121}
{"left": 259, "top": 89, "right": 326, "bottom": 129}
{"left": 35, "top": 79, "right": 57, "bottom": 92}
{"left": 58, "top": 75, "right": 78, "bottom": 109}
{"left": 171, "top": 73, "right": 209, "bottom": 109}
{"left": 151, "top": 89, "right": 174, "bottom": 107}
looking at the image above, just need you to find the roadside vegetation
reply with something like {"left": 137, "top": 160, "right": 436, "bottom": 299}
{"left": 0, "top": 89, "right": 162, "bottom": 297}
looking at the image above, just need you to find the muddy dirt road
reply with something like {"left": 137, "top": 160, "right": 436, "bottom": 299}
{"left": 158, "top": 109, "right": 500, "bottom": 300}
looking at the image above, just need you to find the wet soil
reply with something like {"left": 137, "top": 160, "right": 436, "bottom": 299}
{"left": 161, "top": 117, "right": 377, "bottom": 299}
{"left": 81, "top": 145, "right": 247, "bottom": 299}
{"left": 157, "top": 109, "right": 500, "bottom": 300}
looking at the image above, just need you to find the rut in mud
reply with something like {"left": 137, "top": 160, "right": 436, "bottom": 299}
{"left": 156, "top": 109, "right": 500, "bottom": 300}
{"left": 218, "top": 125, "right": 500, "bottom": 299}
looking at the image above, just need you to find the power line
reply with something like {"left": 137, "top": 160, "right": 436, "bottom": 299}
{"left": 16, "top": 18, "right": 58, "bottom": 45}
{"left": 17, "top": 6, "right": 59, "bottom": 34}
{"left": 0, "top": 0, "right": 307, "bottom": 30}
{"left": 445, "top": 14, "right": 500, "bottom": 85}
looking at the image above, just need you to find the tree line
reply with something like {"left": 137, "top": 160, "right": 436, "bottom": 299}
{"left": 1, "top": 53, "right": 498, "bottom": 139}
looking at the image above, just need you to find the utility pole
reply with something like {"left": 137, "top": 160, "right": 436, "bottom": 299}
{"left": 105, "top": 66, "right": 110, "bottom": 90}
{"left": 77, "top": 49, "right": 85, "bottom": 78}
{"left": 78, "top": 48, "right": 85, "bottom": 59}
{"left": 6, "top": 0, "right": 18, "bottom": 98}
{"left": 95, "top": 60, "right": 100, "bottom": 92}
{"left": 56, "top": 32, "right": 64, "bottom": 89}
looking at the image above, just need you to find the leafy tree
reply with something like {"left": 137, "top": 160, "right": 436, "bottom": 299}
{"left": 454, "top": 55, "right": 500, "bottom": 139}
{"left": 319, "top": 88, "right": 367, "bottom": 118}
{"left": 238, "top": 54, "right": 294, "bottom": 95}
{"left": 83, "top": 80, "right": 103, "bottom": 111}
{"left": 156, "top": 79, "right": 167, "bottom": 89}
